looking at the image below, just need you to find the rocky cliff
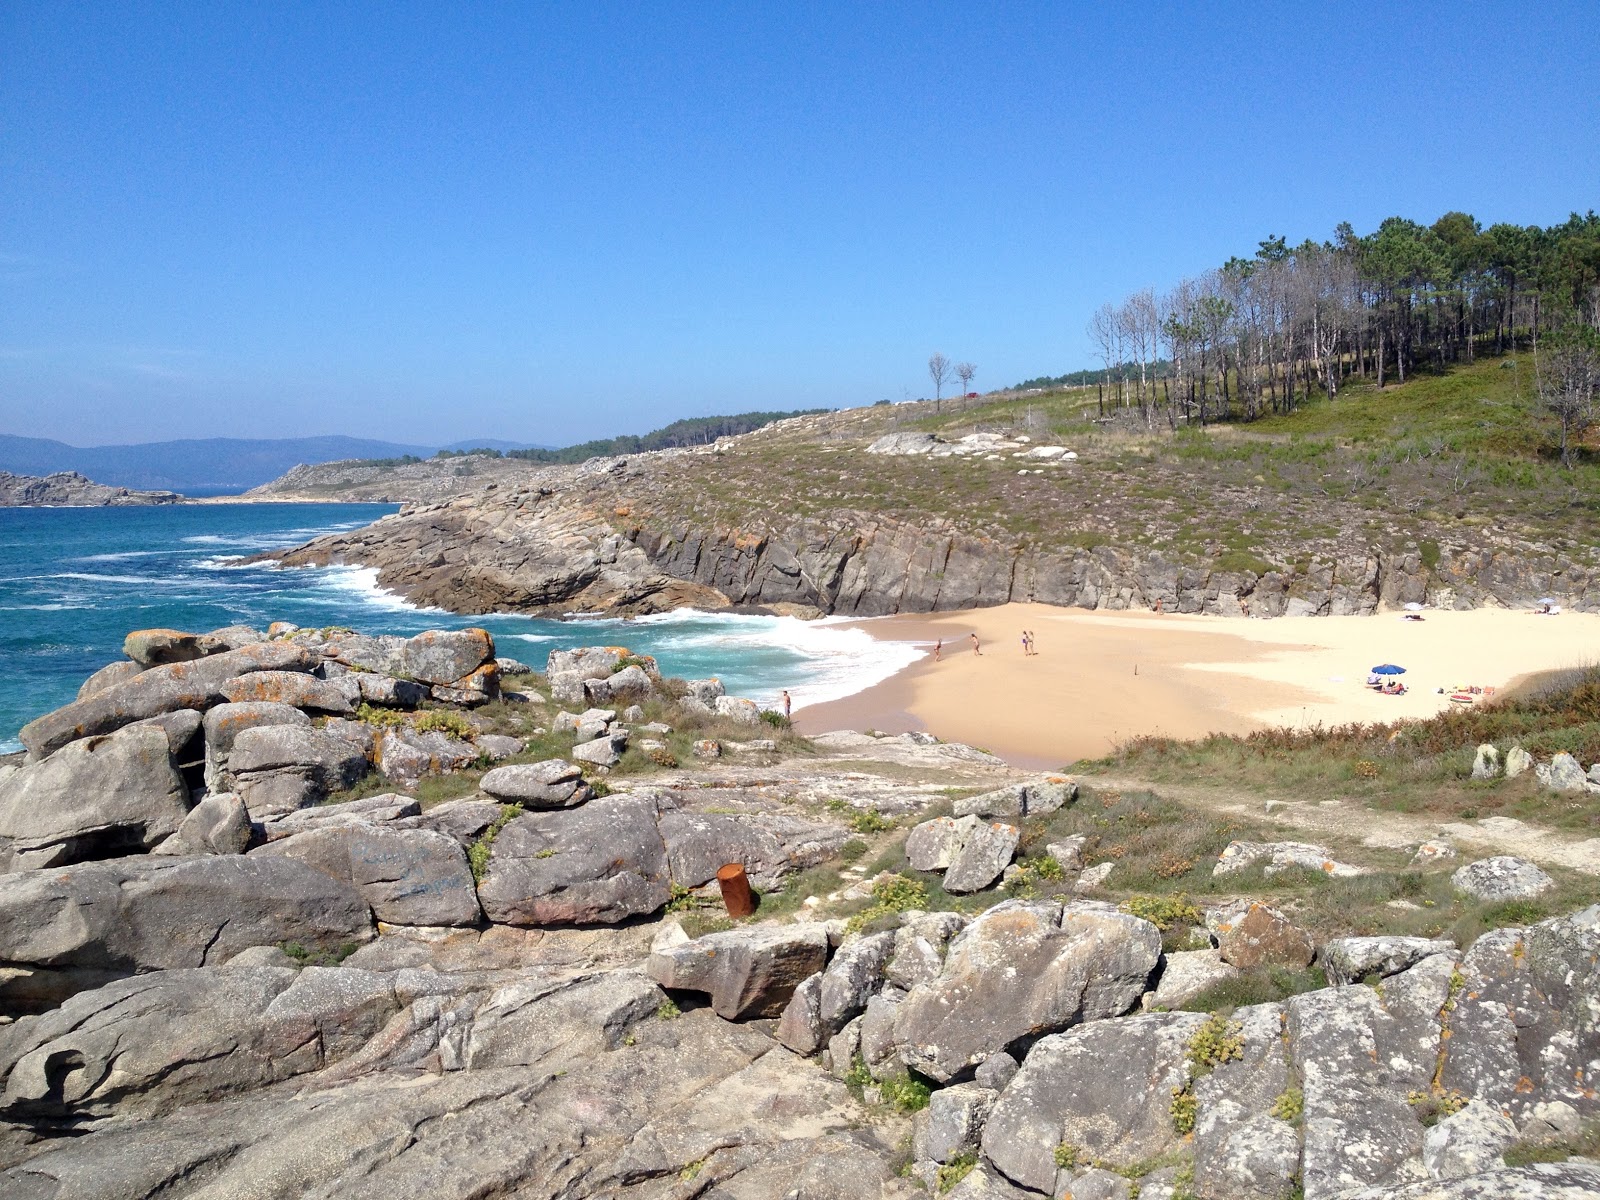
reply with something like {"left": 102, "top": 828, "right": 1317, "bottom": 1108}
{"left": 0, "top": 471, "right": 182, "bottom": 506}
{"left": 262, "top": 426, "right": 1600, "bottom": 619}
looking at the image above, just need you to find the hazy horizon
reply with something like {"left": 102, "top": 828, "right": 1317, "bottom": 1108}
{"left": 2, "top": 2, "right": 1596, "bottom": 447}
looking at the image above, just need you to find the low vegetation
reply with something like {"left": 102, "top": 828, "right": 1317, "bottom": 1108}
{"left": 1089, "top": 663, "right": 1600, "bottom": 831}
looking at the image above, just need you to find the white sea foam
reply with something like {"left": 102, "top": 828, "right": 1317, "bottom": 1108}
{"left": 46, "top": 572, "right": 171, "bottom": 586}
{"left": 511, "top": 633, "right": 556, "bottom": 644}
{"left": 314, "top": 565, "right": 448, "bottom": 614}
{"left": 181, "top": 535, "right": 231, "bottom": 545}
{"left": 0, "top": 738, "right": 20, "bottom": 755}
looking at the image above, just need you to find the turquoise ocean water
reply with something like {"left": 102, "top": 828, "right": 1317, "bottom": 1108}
{"left": 0, "top": 503, "right": 921, "bottom": 752}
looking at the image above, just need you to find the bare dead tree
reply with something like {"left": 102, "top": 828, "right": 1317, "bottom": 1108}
{"left": 1537, "top": 323, "right": 1600, "bottom": 467}
{"left": 928, "top": 352, "right": 951, "bottom": 411}
{"left": 955, "top": 361, "right": 976, "bottom": 401}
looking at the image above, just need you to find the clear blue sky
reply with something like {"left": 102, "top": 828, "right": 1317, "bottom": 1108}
{"left": 2, "top": 2, "right": 1596, "bottom": 448}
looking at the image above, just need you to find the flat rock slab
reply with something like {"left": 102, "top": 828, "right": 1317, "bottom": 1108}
{"left": 477, "top": 794, "right": 670, "bottom": 926}
{"left": 1211, "top": 901, "right": 1315, "bottom": 969}
{"left": 1321, "top": 936, "right": 1457, "bottom": 986}
{"left": 218, "top": 671, "right": 355, "bottom": 713}
{"left": 658, "top": 809, "right": 850, "bottom": 890}
{"left": 0, "top": 964, "right": 405, "bottom": 1125}
{"left": 0, "top": 855, "right": 373, "bottom": 1012}
{"left": 1451, "top": 855, "right": 1555, "bottom": 901}
{"left": 479, "top": 759, "right": 590, "bottom": 808}
{"left": 648, "top": 924, "right": 830, "bottom": 1018}
{"left": 252, "top": 824, "right": 480, "bottom": 926}
{"left": 952, "top": 776, "right": 1076, "bottom": 819}
{"left": 20, "top": 641, "right": 316, "bottom": 760}
{"left": 1214, "top": 839, "right": 1366, "bottom": 878}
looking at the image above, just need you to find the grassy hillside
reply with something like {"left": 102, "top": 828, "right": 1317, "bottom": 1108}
{"left": 629, "top": 355, "right": 1599, "bottom": 575}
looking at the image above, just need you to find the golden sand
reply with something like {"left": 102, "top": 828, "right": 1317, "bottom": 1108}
{"left": 793, "top": 603, "right": 1600, "bottom": 770}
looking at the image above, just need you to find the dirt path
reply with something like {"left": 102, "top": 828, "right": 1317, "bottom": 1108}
{"left": 1085, "top": 773, "right": 1600, "bottom": 878}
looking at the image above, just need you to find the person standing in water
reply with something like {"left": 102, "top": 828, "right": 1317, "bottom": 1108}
{"left": 933, "top": 638, "right": 942, "bottom": 662}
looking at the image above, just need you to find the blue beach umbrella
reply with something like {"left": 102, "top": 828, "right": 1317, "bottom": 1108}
{"left": 1371, "top": 664, "right": 1406, "bottom": 675}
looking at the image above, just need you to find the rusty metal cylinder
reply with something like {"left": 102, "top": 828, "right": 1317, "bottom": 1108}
{"left": 716, "top": 862, "right": 756, "bottom": 918}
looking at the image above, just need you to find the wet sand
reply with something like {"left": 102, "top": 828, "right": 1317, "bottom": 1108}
{"left": 794, "top": 604, "right": 1600, "bottom": 770}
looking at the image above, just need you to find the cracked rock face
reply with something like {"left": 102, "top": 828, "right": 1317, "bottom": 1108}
{"left": 1450, "top": 856, "right": 1555, "bottom": 902}
{"left": 891, "top": 901, "right": 1160, "bottom": 1082}
{"left": 476, "top": 795, "right": 671, "bottom": 926}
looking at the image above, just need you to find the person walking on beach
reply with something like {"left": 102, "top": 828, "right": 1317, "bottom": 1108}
{"left": 780, "top": 689, "right": 792, "bottom": 719}
{"left": 1027, "top": 629, "right": 1038, "bottom": 655}
{"left": 969, "top": 632, "right": 981, "bottom": 656}
{"left": 1021, "top": 630, "right": 1030, "bottom": 656}
{"left": 933, "top": 638, "right": 942, "bottom": 662}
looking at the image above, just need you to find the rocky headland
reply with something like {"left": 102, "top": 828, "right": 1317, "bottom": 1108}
{"left": 0, "top": 471, "right": 182, "bottom": 507}
{"left": 1, "top": 620, "right": 1597, "bottom": 1197}
{"left": 254, "top": 403, "right": 1599, "bottom": 619}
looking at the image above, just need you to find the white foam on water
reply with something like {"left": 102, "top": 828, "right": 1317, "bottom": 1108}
{"left": 313, "top": 565, "right": 449, "bottom": 614}
{"left": 512, "top": 633, "right": 555, "bottom": 643}
{"left": 0, "top": 738, "right": 20, "bottom": 755}
{"left": 46, "top": 572, "right": 172, "bottom": 586}
{"left": 74, "top": 550, "right": 168, "bottom": 562}
{"left": 181, "top": 535, "right": 231, "bottom": 544}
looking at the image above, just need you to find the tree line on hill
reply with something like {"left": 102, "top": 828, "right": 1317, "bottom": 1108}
{"left": 434, "top": 409, "right": 831, "bottom": 465}
{"left": 1082, "top": 211, "right": 1600, "bottom": 449}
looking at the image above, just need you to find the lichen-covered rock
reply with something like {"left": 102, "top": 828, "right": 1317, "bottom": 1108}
{"left": 886, "top": 910, "right": 968, "bottom": 991}
{"left": 0, "top": 724, "right": 189, "bottom": 872}
{"left": 0, "top": 965, "right": 405, "bottom": 1126}
{"left": 354, "top": 672, "right": 430, "bottom": 708}
{"left": 1441, "top": 906, "right": 1600, "bottom": 1125}
{"left": 1504, "top": 745, "right": 1534, "bottom": 778}
{"left": 75, "top": 659, "right": 143, "bottom": 700}
{"left": 229, "top": 725, "right": 371, "bottom": 816}
{"left": 714, "top": 695, "right": 762, "bottom": 725}
{"left": 394, "top": 628, "right": 495, "bottom": 687}
{"left": 1212, "top": 901, "right": 1315, "bottom": 969}
{"left": 952, "top": 776, "right": 1076, "bottom": 819}
{"left": 202, "top": 701, "right": 311, "bottom": 790}
{"left": 1451, "top": 856, "right": 1555, "bottom": 902}
{"left": 915, "top": 1082, "right": 997, "bottom": 1163}
{"left": 1342, "top": 1163, "right": 1600, "bottom": 1198}
{"left": 892, "top": 900, "right": 1160, "bottom": 1082}
{"left": 20, "top": 640, "right": 315, "bottom": 760}
{"left": 1214, "top": 839, "right": 1366, "bottom": 878}
{"left": 1322, "top": 935, "right": 1458, "bottom": 986}
{"left": 943, "top": 821, "right": 1019, "bottom": 893}
{"left": 375, "top": 726, "right": 478, "bottom": 787}
{"left": 1540, "top": 752, "right": 1589, "bottom": 792}
{"left": 123, "top": 628, "right": 231, "bottom": 667}
{"left": 1288, "top": 981, "right": 1433, "bottom": 1198}
{"left": 218, "top": 670, "right": 355, "bottom": 713}
{"left": 1146, "top": 949, "right": 1238, "bottom": 1010}
{"left": 1423, "top": 1099, "right": 1518, "bottom": 1181}
{"left": 1192, "top": 1003, "right": 1298, "bottom": 1200}
{"left": 570, "top": 730, "right": 627, "bottom": 767}
{"left": 1470, "top": 744, "right": 1501, "bottom": 780}
{"left": 476, "top": 794, "right": 669, "bottom": 926}
{"left": 648, "top": 924, "right": 830, "bottom": 1018}
{"left": 905, "top": 815, "right": 975, "bottom": 872}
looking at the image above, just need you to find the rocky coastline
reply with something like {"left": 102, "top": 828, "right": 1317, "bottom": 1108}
{"left": 0, "top": 471, "right": 182, "bottom": 507}
{"left": 0, "top": 620, "right": 1597, "bottom": 1197}
{"left": 252, "top": 417, "right": 1599, "bottom": 619}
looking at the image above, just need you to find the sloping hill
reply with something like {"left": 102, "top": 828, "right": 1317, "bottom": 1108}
{"left": 265, "top": 356, "right": 1600, "bottom": 619}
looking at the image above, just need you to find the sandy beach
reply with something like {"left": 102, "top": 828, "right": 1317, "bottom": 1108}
{"left": 794, "top": 604, "right": 1599, "bottom": 770}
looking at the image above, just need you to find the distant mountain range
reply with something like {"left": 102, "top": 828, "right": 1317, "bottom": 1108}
{"left": 0, "top": 434, "right": 551, "bottom": 493}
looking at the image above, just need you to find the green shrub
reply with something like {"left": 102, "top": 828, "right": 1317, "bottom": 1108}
{"left": 1271, "top": 1086, "right": 1304, "bottom": 1123}
{"left": 467, "top": 804, "right": 523, "bottom": 882}
{"left": 1123, "top": 893, "right": 1204, "bottom": 931}
{"left": 354, "top": 702, "right": 406, "bottom": 728}
{"left": 851, "top": 810, "right": 894, "bottom": 835}
{"left": 937, "top": 1151, "right": 978, "bottom": 1193}
{"left": 879, "top": 1072, "right": 933, "bottom": 1113}
{"left": 414, "top": 709, "right": 475, "bottom": 740}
